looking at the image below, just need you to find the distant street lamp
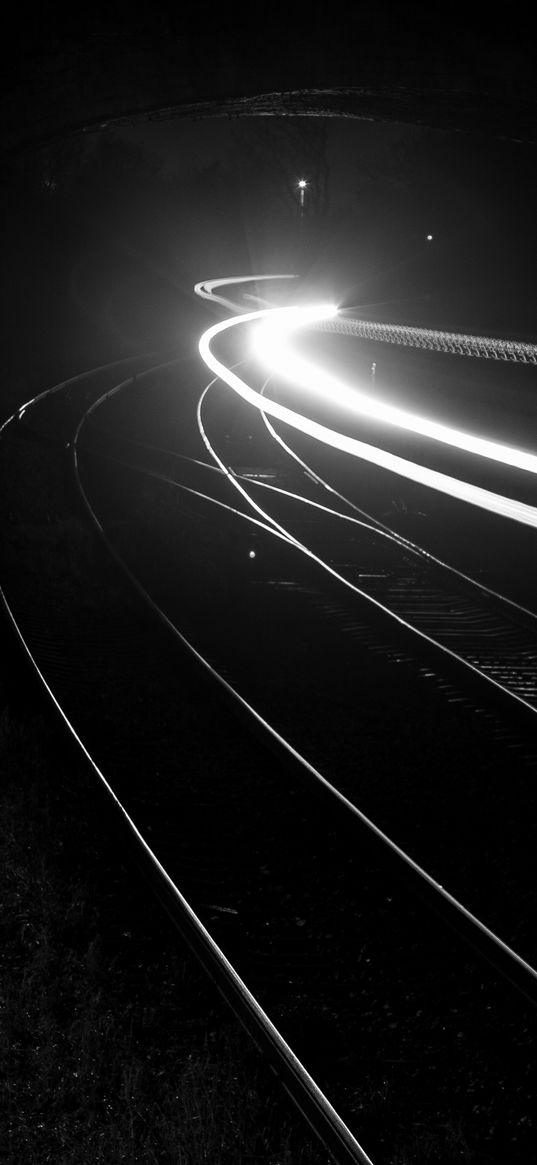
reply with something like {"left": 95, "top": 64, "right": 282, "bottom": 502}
{"left": 297, "top": 178, "right": 308, "bottom": 212}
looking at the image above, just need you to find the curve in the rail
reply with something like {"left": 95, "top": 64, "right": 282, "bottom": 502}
{"left": 86, "top": 408, "right": 537, "bottom": 629}
{"left": 199, "top": 307, "right": 537, "bottom": 530}
{"left": 197, "top": 377, "right": 537, "bottom": 722}
{"left": 72, "top": 363, "right": 537, "bottom": 997}
{"left": 1, "top": 358, "right": 373, "bottom": 1165}
{"left": 0, "top": 587, "right": 371, "bottom": 1165}
{"left": 256, "top": 381, "right": 537, "bottom": 626}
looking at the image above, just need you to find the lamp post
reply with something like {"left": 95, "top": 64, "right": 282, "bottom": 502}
{"left": 296, "top": 179, "right": 309, "bottom": 268}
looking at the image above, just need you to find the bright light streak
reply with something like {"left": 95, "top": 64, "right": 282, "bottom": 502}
{"left": 198, "top": 303, "right": 537, "bottom": 530}
{"left": 194, "top": 275, "right": 297, "bottom": 314}
{"left": 252, "top": 316, "right": 537, "bottom": 477}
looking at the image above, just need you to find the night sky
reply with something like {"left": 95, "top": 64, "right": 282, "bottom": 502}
{"left": 107, "top": 110, "right": 537, "bottom": 341}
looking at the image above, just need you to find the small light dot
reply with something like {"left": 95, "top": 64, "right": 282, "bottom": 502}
{"left": 426, "top": 233, "right": 433, "bottom": 241}
{"left": 248, "top": 550, "right": 256, "bottom": 559}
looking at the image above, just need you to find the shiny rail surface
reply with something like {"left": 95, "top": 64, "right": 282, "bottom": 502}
{"left": 0, "top": 363, "right": 374, "bottom": 1165}
{"left": 74, "top": 365, "right": 537, "bottom": 997}
{"left": 3, "top": 343, "right": 537, "bottom": 1163}
{"left": 1, "top": 590, "right": 371, "bottom": 1165}
{"left": 245, "top": 427, "right": 537, "bottom": 717}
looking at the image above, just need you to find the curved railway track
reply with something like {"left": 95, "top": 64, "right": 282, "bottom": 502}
{"left": 75, "top": 357, "right": 537, "bottom": 947}
{"left": 2, "top": 314, "right": 536, "bottom": 1162}
{"left": 198, "top": 374, "right": 537, "bottom": 717}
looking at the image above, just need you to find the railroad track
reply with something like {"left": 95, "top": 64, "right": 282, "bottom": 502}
{"left": 2, "top": 354, "right": 536, "bottom": 1163}
{"left": 77, "top": 359, "right": 537, "bottom": 838}
{"left": 209, "top": 385, "right": 537, "bottom": 717}
{"left": 1, "top": 359, "right": 373, "bottom": 1165}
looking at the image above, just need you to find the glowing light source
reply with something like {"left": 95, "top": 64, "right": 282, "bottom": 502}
{"left": 197, "top": 289, "right": 537, "bottom": 530}
{"left": 297, "top": 179, "right": 308, "bottom": 210}
{"left": 426, "top": 234, "right": 433, "bottom": 241}
{"left": 251, "top": 314, "right": 537, "bottom": 477}
{"left": 248, "top": 549, "right": 256, "bottom": 559}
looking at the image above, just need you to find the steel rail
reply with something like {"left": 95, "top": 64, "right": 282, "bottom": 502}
{"left": 256, "top": 377, "right": 537, "bottom": 627}
{"left": 0, "top": 352, "right": 162, "bottom": 437}
{"left": 5, "top": 354, "right": 535, "bottom": 1159}
{"left": 192, "top": 287, "right": 537, "bottom": 760}
{"left": 73, "top": 365, "right": 537, "bottom": 1005}
{"left": 80, "top": 409, "right": 537, "bottom": 628}
{"left": 82, "top": 435, "right": 537, "bottom": 720}
{"left": 0, "top": 586, "right": 372, "bottom": 1165}
{"left": 197, "top": 374, "right": 537, "bottom": 728}
{"left": 0, "top": 361, "right": 374, "bottom": 1165}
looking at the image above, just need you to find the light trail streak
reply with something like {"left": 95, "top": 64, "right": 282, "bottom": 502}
{"left": 256, "top": 386, "right": 537, "bottom": 624}
{"left": 253, "top": 317, "right": 537, "bottom": 475}
{"left": 197, "top": 299, "right": 537, "bottom": 530}
{"left": 194, "top": 275, "right": 297, "bottom": 314}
